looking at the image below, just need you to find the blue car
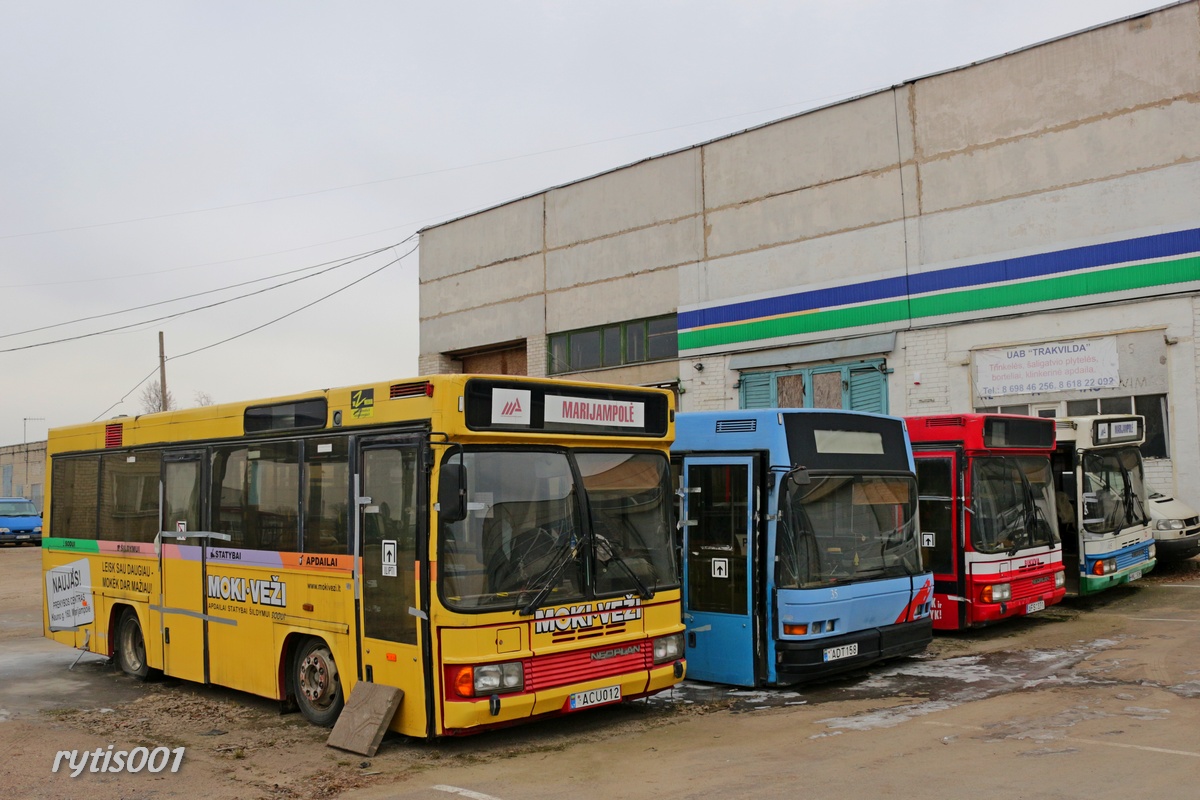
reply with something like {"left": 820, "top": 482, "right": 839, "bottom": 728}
{"left": 0, "top": 497, "right": 42, "bottom": 545}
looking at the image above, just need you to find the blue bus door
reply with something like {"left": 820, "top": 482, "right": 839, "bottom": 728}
{"left": 681, "top": 456, "right": 757, "bottom": 686}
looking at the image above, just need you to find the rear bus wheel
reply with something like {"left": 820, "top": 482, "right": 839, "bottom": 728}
{"left": 294, "top": 638, "right": 344, "bottom": 727}
{"left": 116, "top": 609, "right": 151, "bottom": 680}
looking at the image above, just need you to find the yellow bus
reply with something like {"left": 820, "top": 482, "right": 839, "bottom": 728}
{"left": 42, "top": 375, "right": 685, "bottom": 736}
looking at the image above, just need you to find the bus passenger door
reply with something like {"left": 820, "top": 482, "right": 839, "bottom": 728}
{"left": 680, "top": 456, "right": 757, "bottom": 686}
{"left": 357, "top": 439, "right": 428, "bottom": 737}
{"left": 158, "top": 453, "right": 207, "bottom": 684}
{"left": 915, "top": 451, "right": 962, "bottom": 630}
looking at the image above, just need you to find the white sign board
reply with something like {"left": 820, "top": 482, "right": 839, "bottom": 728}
{"left": 975, "top": 337, "right": 1119, "bottom": 399}
{"left": 711, "top": 558, "right": 729, "bottom": 579}
{"left": 545, "top": 395, "right": 644, "bottom": 428}
{"left": 46, "top": 558, "right": 94, "bottom": 631}
{"left": 382, "top": 539, "right": 397, "bottom": 578}
{"left": 491, "top": 388, "right": 531, "bottom": 426}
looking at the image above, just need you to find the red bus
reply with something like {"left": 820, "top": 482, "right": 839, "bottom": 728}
{"left": 907, "top": 414, "right": 1066, "bottom": 630}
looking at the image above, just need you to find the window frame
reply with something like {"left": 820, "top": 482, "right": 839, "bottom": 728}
{"left": 547, "top": 315, "right": 678, "bottom": 375}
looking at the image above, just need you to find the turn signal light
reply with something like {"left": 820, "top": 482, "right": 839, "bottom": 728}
{"left": 783, "top": 623, "right": 808, "bottom": 636}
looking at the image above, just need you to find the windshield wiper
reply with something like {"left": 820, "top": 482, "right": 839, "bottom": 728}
{"left": 517, "top": 531, "right": 582, "bottom": 616}
{"left": 1121, "top": 468, "right": 1146, "bottom": 527}
{"left": 594, "top": 533, "right": 655, "bottom": 600}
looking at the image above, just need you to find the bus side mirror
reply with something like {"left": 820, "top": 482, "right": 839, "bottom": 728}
{"left": 786, "top": 465, "right": 810, "bottom": 487}
{"left": 438, "top": 463, "right": 467, "bottom": 524}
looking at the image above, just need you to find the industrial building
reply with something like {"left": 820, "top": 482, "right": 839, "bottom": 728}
{"left": 418, "top": 1, "right": 1200, "bottom": 495}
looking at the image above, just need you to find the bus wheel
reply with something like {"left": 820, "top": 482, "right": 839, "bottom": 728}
{"left": 294, "top": 638, "right": 343, "bottom": 727}
{"left": 116, "top": 609, "right": 150, "bottom": 680}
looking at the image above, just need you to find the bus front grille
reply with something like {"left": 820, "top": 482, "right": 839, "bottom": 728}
{"left": 524, "top": 641, "right": 653, "bottom": 691}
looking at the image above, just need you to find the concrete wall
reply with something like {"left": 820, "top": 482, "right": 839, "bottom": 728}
{"left": 0, "top": 441, "right": 47, "bottom": 510}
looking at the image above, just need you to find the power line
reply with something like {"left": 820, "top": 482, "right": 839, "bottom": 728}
{"left": 172, "top": 242, "right": 416, "bottom": 360}
{"left": 0, "top": 242, "right": 403, "bottom": 341}
{"left": 92, "top": 241, "right": 417, "bottom": 421}
{"left": 92, "top": 364, "right": 161, "bottom": 422}
{"left": 1, "top": 228, "right": 418, "bottom": 289}
{"left": 0, "top": 243, "right": 406, "bottom": 354}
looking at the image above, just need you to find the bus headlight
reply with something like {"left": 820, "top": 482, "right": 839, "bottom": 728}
{"left": 981, "top": 583, "right": 1011, "bottom": 603}
{"left": 451, "top": 662, "right": 524, "bottom": 697}
{"left": 1155, "top": 519, "right": 1185, "bottom": 531}
{"left": 1054, "top": 570, "right": 1065, "bottom": 589}
{"left": 653, "top": 633, "right": 684, "bottom": 664}
{"left": 1093, "top": 558, "right": 1117, "bottom": 576}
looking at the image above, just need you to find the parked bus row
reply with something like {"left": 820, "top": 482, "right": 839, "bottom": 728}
{"left": 40, "top": 373, "right": 1162, "bottom": 740}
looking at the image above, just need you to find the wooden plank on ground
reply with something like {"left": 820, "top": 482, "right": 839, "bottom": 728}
{"left": 326, "top": 683, "right": 403, "bottom": 756}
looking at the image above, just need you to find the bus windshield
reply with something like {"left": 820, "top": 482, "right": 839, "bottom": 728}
{"left": 1081, "top": 446, "right": 1149, "bottom": 535}
{"left": 971, "top": 457, "right": 1059, "bottom": 554}
{"left": 440, "top": 449, "right": 676, "bottom": 611}
{"left": 776, "top": 474, "right": 921, "bottom": 589}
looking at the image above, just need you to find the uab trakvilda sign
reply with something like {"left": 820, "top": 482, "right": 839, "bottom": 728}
{"left": 975, "top": 337, "right": 1119, "bottom": 399}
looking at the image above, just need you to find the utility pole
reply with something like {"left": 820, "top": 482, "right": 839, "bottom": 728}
{"left": 159, "top": 331, "right": 168, "bottom": 412}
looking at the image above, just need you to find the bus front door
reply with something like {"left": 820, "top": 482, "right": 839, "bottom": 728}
{"left": 357, "top": 440, "right": 429, "bottom": 737}
{"left": 681, "top": 456, "right": 757, "bottom": 687}
{"left": 914, "top": 451, "right": 963, "bottom": 630}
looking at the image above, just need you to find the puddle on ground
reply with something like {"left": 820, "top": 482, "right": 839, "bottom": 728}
{"left": 0, "top": 639, "right": 140, "bottom": 722}
{"left": 647, "top": 637, "right": 1148, "bottom": 733}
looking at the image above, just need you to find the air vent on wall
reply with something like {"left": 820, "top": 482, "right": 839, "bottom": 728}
{"left": 715, "top": 419, "right": 757, "bottom": 433}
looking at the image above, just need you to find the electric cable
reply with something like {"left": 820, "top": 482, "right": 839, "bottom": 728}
{"left": 91, "top": 241, "right": 417, "bottom": 420}
{"left": 1, "top": 240, "right": 406, "bottom": 341}
{"left": 0, "top": 244, "right": 405, "bottom": 354}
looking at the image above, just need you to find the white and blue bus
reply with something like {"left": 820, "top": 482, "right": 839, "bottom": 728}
{"left": 1052, "top": 414, "right": 1156, "bottom": 595}
{"left": 673, "top": 409, "right": 933, "bottom": 688}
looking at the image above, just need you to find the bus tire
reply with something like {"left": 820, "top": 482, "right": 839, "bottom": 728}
{"left": 294, "top": 637, "right": 343, "bottom": 727}
{"left": 115, "top": 609, "right": 151, "bottom": 681}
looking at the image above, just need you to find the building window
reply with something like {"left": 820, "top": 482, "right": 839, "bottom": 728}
{"left": 739, "top": 360, "right": 887, "bottom": 414}
{"left": 548, "top": 315, "right": 678, "bottom": 374}
{"left": 977, "top": 393, "right": 1168, "bottom": 459}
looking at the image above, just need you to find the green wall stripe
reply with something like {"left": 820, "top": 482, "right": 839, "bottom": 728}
{"left": 680, "top": 254, "right": 1200, "bottom": 351}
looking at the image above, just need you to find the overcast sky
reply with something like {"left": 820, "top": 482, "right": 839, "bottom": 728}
{"left": 0, "top": 0, "right": 1172, "bottom": 447}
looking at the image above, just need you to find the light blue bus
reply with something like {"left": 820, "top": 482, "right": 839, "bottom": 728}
{"left": 673, "top": 409, "right": 933, "bottom": 687}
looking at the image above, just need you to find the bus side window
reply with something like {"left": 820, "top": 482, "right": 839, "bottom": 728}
{"left": 303, "top": 438, "right": 349, "bottom": 555}
{"left": 101, "top": 450, "right": 162, "bottom": 543}
{"left": 51, "top": 456, "right": 100, "bottom": 540}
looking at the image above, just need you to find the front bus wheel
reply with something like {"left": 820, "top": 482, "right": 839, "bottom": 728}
{"left": 116, "top": 609, "right": 151, "bottom": 680}
{"left": 294, "top": 637, "right": 344, "bottom": 727}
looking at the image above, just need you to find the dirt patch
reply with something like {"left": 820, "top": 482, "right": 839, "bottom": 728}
{"left": 1142, "top": 554, "right": 1200, "bottom": 583}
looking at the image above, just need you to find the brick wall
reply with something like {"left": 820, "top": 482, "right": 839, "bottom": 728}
{"left": 903, "top": 328, "right": 953, "bottom": 415}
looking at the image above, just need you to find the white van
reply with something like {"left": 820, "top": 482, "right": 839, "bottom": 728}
{"left": 1147, "top": 484, "right": 1200, "bottom": 560}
